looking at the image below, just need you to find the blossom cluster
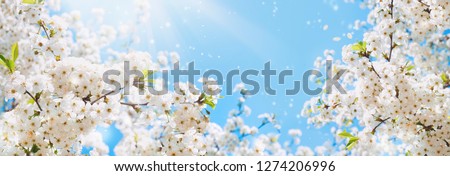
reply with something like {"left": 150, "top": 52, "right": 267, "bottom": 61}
{"left": 2, "top": 0, "right": 448, "bottom": 156}
{"left": 0, "top": 0, "right": 314, "bottom": 156}
{"left": 302, "top": 0, "right": 450, "bottom": 155}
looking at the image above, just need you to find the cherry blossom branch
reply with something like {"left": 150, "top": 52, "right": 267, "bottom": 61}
{"left": 389, "top": 0, "right": 394, "bottom": 19}
{"left": 371, "top": 117, "right": 391, "bottom": 135}
{"left": 90, "top": 88, "right": 123, "bottom": 105}
{"left": 417, "top": 0, "right": 430, "bottom": 7}
{"left": 370, "top": 64, "right": 382, "bottom": 78}
{"left": 37, "top": 20, "right": 50, "bottom": 40}
{"left": 324, "top": 103, "right": 341, "bottom": 110}
{"left": 120, "top": 102, "right": 149, "bottom": 112}
{"left": 416, "top": 121, "right": 435, "bottom": 133}
{"left": 417, "top": 0, "right": 431, "bottom": 13}
{"left": 357, "top": 48, "right": 382, "bottom": 79}
{"left": 25, "top": 90, "right": 42, "bottom": 111}
{"left": 387, "top": 0, "right": 394, "bottom": 62}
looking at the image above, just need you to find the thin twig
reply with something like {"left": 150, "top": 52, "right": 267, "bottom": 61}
{"left": 370, "top": 63, "right": 382, "bottom": 78}
{"left": 91, "top": 88, "right": 123, "bottom": 105}
{"left": 417, "top": 0, "right": 430, "bottom": 7}
{"left": 371, "top": 117, "right": 391, "bottom": 135}
{"left": 38, "top": 21, "right": 50, "bottom": 40}
{"left": 387, "top": 0, "right": 395, "bottom": 62}
{"left": 25, "top": 90, "right": 42, "bottom": 111}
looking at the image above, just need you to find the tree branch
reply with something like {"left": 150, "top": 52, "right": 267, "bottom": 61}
{"left": 417, "top": 0, "right": 431, "bottom": 13}
{"left": 25, "top": 90, "right": 42, "bottom": 111}
{"left": 370, "top": 63, "right": 382, "bottom": 78}
{"left": 387, "top": 0, "right": 395, "bottom": 62}
{"left": 371, "top": 117, "right": 391, "bottom": 135}
{"left": 417, "top": 0, "right": 430, "bottom": 7}
{"left": 38, "top": 20, "right": 50, "bottom": 40}
{"left": 91, "top": 88, "right": 123, "bottom": 105}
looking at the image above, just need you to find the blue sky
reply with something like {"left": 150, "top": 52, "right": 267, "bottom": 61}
{"left": 58, "top": 0, "right": 369, "bottom": 155}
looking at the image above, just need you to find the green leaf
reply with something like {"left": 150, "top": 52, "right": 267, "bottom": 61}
{"left": 346, "top": 138, "right": 359, "bottom": 150}
{"left": 22, "top": 0, "right": 36, "bottom": 4}
{"left": 204, "top": 95, "right": 216, "bottom": 109}
{"left": 134, "top": 133, "right": 139, "bottom": 143}
{"left": 0, "top": 54, "right": 7, "bottom": 67}
{"left": 338, "top": 131, "right": 355, "bottom": 138}
{"left": 441, "top": 73, "right": 449, "bottom": 83}
{"left": 49, "top": 29, "right": 56, "bottom": 38}
{"left": 27, "top": 99, "right": 35, "bottom": 104}
{"left": 11, "top": 42, "right": 19, "bottom": 62}
{"left": 35, "top": 92, "right": 42, "bottom": 100}
{"left": 142, "top": 70, "right": 154, "bottom": 78}
{"left": 0, "top": 43, "right": 18, "bottom": 73}
{"left": 392, "top": 117, "right": 399, "bottom": 124}
{"left": 5, "top": 59, "right": 15, "bottom": 73}
{"left": 351, "top": 45, "right": 361, "bottom": 52}
{"left": 142, "top": 70, "right": 155, "bottom": 83}
{"left": 351, "top": 41, "right": 367, "bottom": 52}
{"left": 405, "top": 151, "right": 412, "bottom": 156}
{"left": 30, "top": 144, "right": 40, "bottom": 154}
{"left": 338, "top": 131, "right": 359, "bottom": 150}
{"left": 22, "top": 0, "right": 44, "bottom": 4}
{"left": 406, "top": 65, "right": 415, "bottom": 71}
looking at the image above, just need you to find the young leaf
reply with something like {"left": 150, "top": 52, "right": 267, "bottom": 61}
{"left": 142, "top": 70, "right": 155, "bottom": 83}
{"left": 338, "top": 131, "right": 355, "bottom": 138}
{"left": 406, "top": 65, "right": 415, "bottom": 71}
{"left": 5, "top": 59, "right": 15, "bottom": 73}
{"left": 351, "top": 41, "right": 367, "bottom": 52}
{"left": 0, "top": 54, "right": 7, "bottom": 67}
{"left": 35, "top": 92, "right": 42, "bottom": 100}
{"left": 441, "top": 73, "right": 449, "bottom": 83}
{"left": 346, "top": 137, "right": 359, "bottom": 150}
{"left": 405, "top": 151, "right": 412, "bottom": 156}
{"left": 11, "top": 42, "right": 19, "bottom": 62}
{"left": 50, "top": 29, "right": 56, "bottom": 38}
{"left": 22, "top": 0, "right": 44, "bottom": 4}
{"left": 351, "top": 44, "right": 361, "bottom": 52}
{"left": 338, "top": 131, "right": 359, "bottom": 150}
{"left": 22, "top": 0, "right": 36, "bottom": 4}
{"left": 204, "top": 95, "right": 216, "bottom": 109}
{"left": 30, "top": 144, "right": 40, "bottom": 154}
{"left": 27, "top": 99, "right": 35, "bottom": 104}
